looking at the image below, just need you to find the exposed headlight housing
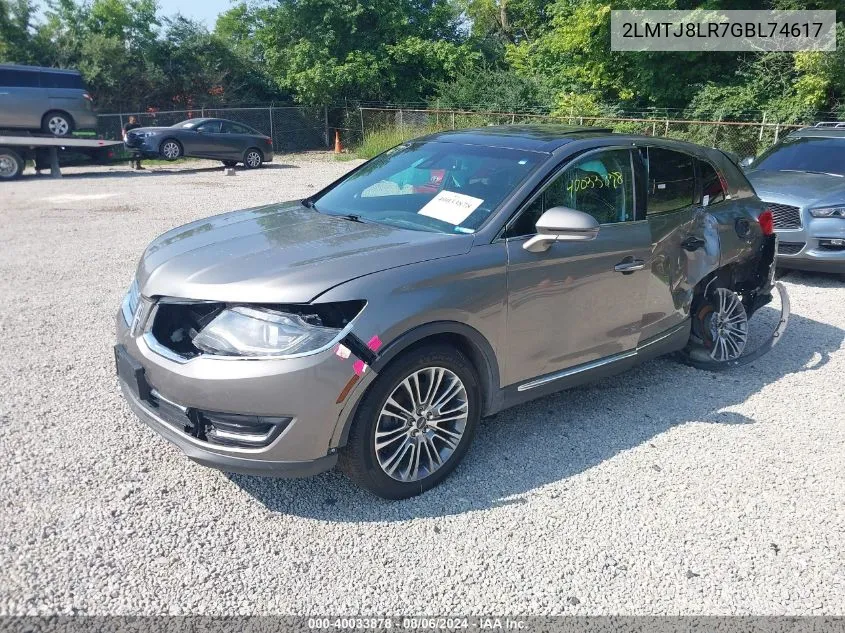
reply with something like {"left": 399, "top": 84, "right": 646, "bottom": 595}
{"left": 192, "top": 306, "right": 342, "bottom": 357}
{"left": 810, "top": 206, "right": 845, "bottom": 218}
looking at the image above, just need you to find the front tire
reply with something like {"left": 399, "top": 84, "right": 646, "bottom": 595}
{"left": 42, "top": 111, "right": 73, "bottom": 137}
{"left": 243, "top": 148, "right": 263, "bottom": 169}
{"left": 339, "top": 344, "right": 480, "bottom": 499}
{"left": 159, "top": 139, "right": 183, "bottom": 160}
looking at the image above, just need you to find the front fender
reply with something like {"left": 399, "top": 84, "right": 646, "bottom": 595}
{"left": 314, "top": 244, "right": 508, "bottom": 448}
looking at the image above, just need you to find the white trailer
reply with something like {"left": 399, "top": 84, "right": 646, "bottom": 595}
{"left": 0, "top": 133, "right": 124, "bottom": 180}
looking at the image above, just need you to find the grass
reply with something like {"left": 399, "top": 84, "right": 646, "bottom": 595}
{"left": 353, "top": 127, "right": 430, "bottom": 159}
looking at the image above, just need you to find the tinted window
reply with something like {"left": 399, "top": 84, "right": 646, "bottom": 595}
{"left": 0, "top": 68, "right": 40, "bottom": 87}
{"left": 223, "top": 122, "right": 253, "bottom": 134}
{"left": 640, "top": 147, "right": 695, "bottom": 214}
{"left": 196, "top": 121, "right": 222, "bottom": 133}
{"left": 314, "top": 142, "right": 541, "bottom": 234}
{"left": 752, "top": 136, "right": 845, "bottom": 177}
{"left": 40, "top": 71, "right": 84, "bottom": 89}
{"left": 698, "top": 160, "right": 726, "bottom": 206}
{"left": 507, "top": 149, "right": 635, "bottom": 237}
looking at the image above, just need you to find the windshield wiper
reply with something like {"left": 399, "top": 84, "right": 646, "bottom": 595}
{"left": 301, "top": 198, "right": 316, "bottom": 209}
{"left": 779, "top": 169, "right": 844, "bottom": 178}
{"left": 333, "top": 213, "right": 367, "bottom": 223}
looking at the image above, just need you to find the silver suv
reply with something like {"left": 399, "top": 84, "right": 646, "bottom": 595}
{"left": 116, "top": 127, "right": 780, "bottom": 498}
{"left": 0, "top": 64, "right": 97, "bottom": 136}
{"left": 744, "top": 126, "right": 845, "bottom": 278}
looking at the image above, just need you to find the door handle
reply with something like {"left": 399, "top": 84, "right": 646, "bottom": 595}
{"left": 614, "top": 258, "right": 645, "bottom": 274}
{"left": 681, "top": 236, "right": 706, "bottom": 251}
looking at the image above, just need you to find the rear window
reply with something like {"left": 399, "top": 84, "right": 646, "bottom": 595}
{"left": 752, "top": 136, "right": 845, "bottom": 177}
{"left": 0, "top": 68, "right": 40, "bottom": 88}
{"left": 40, "top": 71, "right": 85, "bottom": 90}
{"left": 640, "top": 147, "right": 696, "bottom": 214}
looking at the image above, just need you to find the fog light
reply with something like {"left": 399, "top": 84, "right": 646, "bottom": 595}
{"left": 819, "top": 239, "right": 845, "bottom": 251}
{"left": 200, "top": 411, "right": 292, "bottom": 448}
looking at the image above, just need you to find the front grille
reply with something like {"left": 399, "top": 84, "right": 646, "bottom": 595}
{"left": 777, "top": 241, "right": 805, "bottom": 255}
{"left": 766, "top": 202, "right": 802, "bottom": 229}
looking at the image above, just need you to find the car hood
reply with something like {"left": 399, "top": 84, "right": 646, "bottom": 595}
{"left": 746, "top": 169, "right": 845, "bottom": 207}
{"left": 136, "top": 201, "right": 474, "bottom": 303}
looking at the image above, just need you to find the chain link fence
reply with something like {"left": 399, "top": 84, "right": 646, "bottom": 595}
{"left": 96, "top": 104, "right": 841, "bottom": 159}
{"left": 358, "top": 107, "right": 825, "bottom": 159}
{"left": 96, "top": 106, "right": 333, "bottom": 152}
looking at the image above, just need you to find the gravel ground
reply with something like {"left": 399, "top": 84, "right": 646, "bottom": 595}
{"left": 1, "top": 155, "right": 843, "bottom": 616}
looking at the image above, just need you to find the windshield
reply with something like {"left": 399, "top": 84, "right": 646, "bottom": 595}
{"left": 312, "top": 141, "right": 543, "bottom": 234}
{"left": 752, "top": 136, "right": 845, "bottom": 176}
{"left": 172, "top": 119, "right": 201, "bottom": 128}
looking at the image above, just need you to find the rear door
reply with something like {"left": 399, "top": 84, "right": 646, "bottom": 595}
{"left": 637, "top": 146, "right": 716, "bottom": 341}
{"left": 503, "top": 147, "right": 652, "bottom": 387}
{"left": 219, "top": 121, "right": 255, "bottom": 159}
{"left": 0, "top": 67, "right": 44, "bottom": 128}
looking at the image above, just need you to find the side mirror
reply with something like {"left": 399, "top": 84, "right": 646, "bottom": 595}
{"left": 523, "top": 206, "right": 600, "bottom": 253}
{"left": 739, "top": 156, "right": 754, "bottom": 168}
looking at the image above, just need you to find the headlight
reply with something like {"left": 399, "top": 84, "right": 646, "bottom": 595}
{"left": 810, "top": 206, "right": 845, "bottom": 218}
{"left": 121, "top": 279, "right": 140, "bottom": 324}
{"left": 192, "top": 307, "right": 341, "bottom": 357}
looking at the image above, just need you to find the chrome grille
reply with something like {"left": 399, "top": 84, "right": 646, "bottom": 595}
{"left": 765, "top": 202, "right": 802, "bottom": 229}
{"left": 777, "top": 241, "right": 805, "bottom": 255}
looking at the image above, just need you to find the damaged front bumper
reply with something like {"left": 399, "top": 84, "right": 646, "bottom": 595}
{"left": 114, "top": 310, "right": 364, "bottom": 478}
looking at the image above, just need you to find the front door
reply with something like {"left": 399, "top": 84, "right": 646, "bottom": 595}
{"left": 504, "top": 148, "right": 651, "bottom": 387}
{"left": 0, "top": 68, "right": 44, "bottom": 128}
{"left": 191, "top": 120, "right": 226, "bottom": 157}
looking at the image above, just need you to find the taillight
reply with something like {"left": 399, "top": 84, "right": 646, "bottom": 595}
{"left": 758, "top": 209, "right": 774, "bottom": 236}
{"left": 265, "top": 138, "right": 272, "bottom": 146}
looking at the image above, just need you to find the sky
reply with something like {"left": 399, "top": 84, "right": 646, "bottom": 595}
{"left": 35, "top": 0, "right": 235, "bottom": 29}
{"left": 156, "top": 0, "right": 235, "bottom": 28}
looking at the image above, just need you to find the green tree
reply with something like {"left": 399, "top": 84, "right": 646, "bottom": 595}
{"left": 245, "top": 0, "right": 474, "bottom": 104}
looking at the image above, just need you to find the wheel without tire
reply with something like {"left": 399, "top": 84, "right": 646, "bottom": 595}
{"left": 243, "top": 148, "right": 263, "bottom": 169}
{"left": 0, "top": 149, "right": 24, "bottom": 180}
{"left": 42, "top": 111, "right": 73, "bottom": 137}
{"left": 159, "top": 139, "right": 182, "bottom": 160}
{"left": 221, "top": 160, "right": 237, "bottom": 167}
{"left": 339, "top": 344, "right": 480, "bottom": 499}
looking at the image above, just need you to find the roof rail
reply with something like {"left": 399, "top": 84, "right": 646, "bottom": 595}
{"left": 813, "top": 121, "right": 845, "bottom": 128}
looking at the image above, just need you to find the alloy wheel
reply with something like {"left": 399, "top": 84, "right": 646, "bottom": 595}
{"left": 374, "top": 366, "right": 469, "bottom": 483}
{"left": 702, "top": 288, "right": 748, "bottom": 362}
{"left": 48, "top": 116, "right": 70, "bottom": 136}
{"left": 245, "top": 151, "right": 262, "bottom": 168}
{"left": 161, "top": 141, "right": 181, "bottom": 159}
